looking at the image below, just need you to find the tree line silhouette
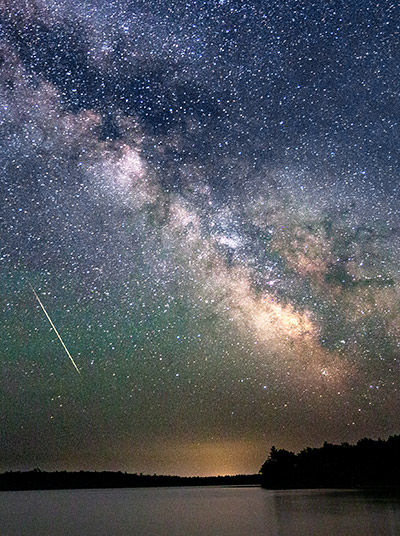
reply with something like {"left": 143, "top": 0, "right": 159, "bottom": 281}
{"left": 0, "top": 469, "right": 260, "bottom": 491}
{"left": 260, "top": 434, "right": 400, "bottom": 489}
{"left": 3, "top": 434, "right": 400, "bottom": 491}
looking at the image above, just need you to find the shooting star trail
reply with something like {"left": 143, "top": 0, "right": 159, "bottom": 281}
{"left": 29, "top": 282, "right": 81, "bottom": 375}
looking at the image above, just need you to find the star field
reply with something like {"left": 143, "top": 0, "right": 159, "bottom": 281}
{"left": 0, "top": 0, "right": 399, "bottom": 476}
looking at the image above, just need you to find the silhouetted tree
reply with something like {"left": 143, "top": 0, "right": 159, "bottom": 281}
{"left": 260, "top": 434, "right": 400, "bottom": 489}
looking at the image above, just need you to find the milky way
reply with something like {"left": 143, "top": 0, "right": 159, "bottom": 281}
{"left": 0, "top": 1, "right": 399, "bottom": 475}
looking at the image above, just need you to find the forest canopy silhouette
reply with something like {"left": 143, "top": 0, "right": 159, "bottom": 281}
{"left": 260, "top": 434, "right": 400, "bottom": 489}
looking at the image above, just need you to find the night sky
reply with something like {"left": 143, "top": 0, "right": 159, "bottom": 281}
{"left": 0, "top": 0, "right": 399, "bottom": 476}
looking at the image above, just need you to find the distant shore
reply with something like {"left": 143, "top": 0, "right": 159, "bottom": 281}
{"left": 0, "top": 470, "right": 261, "bottom": 491}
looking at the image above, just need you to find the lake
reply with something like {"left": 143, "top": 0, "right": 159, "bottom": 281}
{"left": 1, "top": 486, "right": 400, "bottom": 535}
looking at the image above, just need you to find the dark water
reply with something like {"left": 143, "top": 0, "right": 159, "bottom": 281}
{"left": 1, "top": 486, "right": 400, "bottom": 535}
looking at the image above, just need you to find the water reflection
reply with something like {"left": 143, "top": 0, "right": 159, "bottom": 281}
{"left": 0, "top": 487, "right": 400, "bottom": 535}
{"left": 268, "top": 489, "right": 400, "bottom": 536}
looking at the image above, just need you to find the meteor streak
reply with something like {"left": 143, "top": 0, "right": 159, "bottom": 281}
{"left": 29, "top": 282, "right": 81, "bottom": 375}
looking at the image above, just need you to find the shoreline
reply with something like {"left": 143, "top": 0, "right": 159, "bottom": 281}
{"left": 0, "top": 470, "right": 261, "bottom": 492}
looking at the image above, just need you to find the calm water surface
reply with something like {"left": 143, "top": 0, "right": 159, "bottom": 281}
{"left": 1, "top": 486, "right": 400, "bottom": 535}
